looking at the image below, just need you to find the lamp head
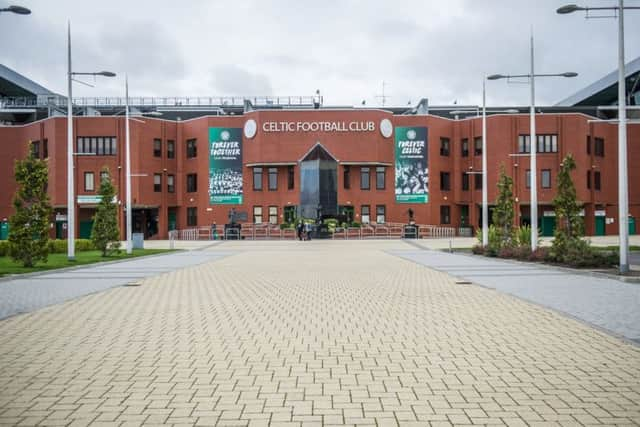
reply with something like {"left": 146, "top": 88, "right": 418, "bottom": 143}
{"left": 487, "top": 74, "right": 506, "bottom": 80}
{"left": 562, "top": 72, "right": 578, "bottom": 78}
{"left": 557, "top": 4, "right": 583, "bottom": 14}
{"left": 6, "top": 5, "right": 31, "bottom": 14}
{"left": 98, "top": 71, "right": 116, "bottom": 77}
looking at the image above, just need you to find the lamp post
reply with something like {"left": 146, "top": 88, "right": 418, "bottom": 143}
{"left": 488, "top": 33, "right": 577, "bottom": 251}
{"left": 557, "top": 1, "right": 639, "bottom": 274}
{"left": 66, "top": 22, "right": 115, "bottom": 260}
{"left": 0, "top": 5, "right": 31, "bottom": 14}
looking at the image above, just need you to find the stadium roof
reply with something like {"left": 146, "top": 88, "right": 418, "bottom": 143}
{"left": 0, "top": 64, "right": 56, "bottom": 97}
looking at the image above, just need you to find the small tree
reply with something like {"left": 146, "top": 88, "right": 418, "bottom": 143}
{"left": 492, "top": 164, "right": 515, "bottom": 247}
{"left": 8, "top": 143, "right": 52, "bottom": 267}
{"left": 91, "top": 168, "right": 121, "bottom": 256}
{"left": 551, "top": 154, "right": 584, "bottom": 260}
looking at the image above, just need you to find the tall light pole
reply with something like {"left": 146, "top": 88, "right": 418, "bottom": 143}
{"left": 0, "top": 5, "right": 31, "bottom": 14}
{"left": 125, "top": 76, "right": 132, "bottom": 255}
{"left": 66, "top": 22, "right": 115, "bottom": 260}
{"left": 488, "top": 33, "right": 577, "bottom": 251}
{"left": 557, "top": 2, "right": 640, "bottom": 274}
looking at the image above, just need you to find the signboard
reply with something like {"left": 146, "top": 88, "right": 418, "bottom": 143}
{"left": 209, "top": 127, "right": 243, "bottom": 204}
{"left": 77, "top": 195, "right": 103, "bottom": 204}
{"left": 394, "top": 126, "right": 428, "bottom": 203}
{"left": 262, "top": 121, "right": 375, "bottom": 133}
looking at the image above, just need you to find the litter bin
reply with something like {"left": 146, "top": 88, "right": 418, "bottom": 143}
{"left": 132, "top": 232, "right": 144, "bottom": 249}
{"left": 0, "top": 221, "right": 8, "bottom": 240}
{"left": 403, "top": 224, "right": 418, "bottom": 239}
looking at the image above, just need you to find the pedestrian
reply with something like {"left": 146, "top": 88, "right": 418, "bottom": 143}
{"left": 305, "top": 222, "right": 312, "bottom": 241}
{"left": 297, "top": 220, "right": 304, "bottom": 241}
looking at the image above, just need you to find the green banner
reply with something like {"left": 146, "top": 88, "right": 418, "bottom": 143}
{"left": 395, "top": 126, "right": 428, "bottom": 203}
{"left": 209, "top": 127, "right": 243, "bottom": 204}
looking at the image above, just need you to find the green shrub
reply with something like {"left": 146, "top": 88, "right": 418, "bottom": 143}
{"left": 0, "top": 240, "right": 9, "bottom": 257}
{"left": 279, "top": 223, "right": 294, "bottom": 230}
{"left": 476, "top": 225, "right": 502, "bottom": 256}
{"left": 350, "top": 222, "right": 361, "bottom": 228}
{"left": 46, "top": 239, "right": 96, "bottom": 254}
{"left": 516, "top": 225, "right": 532, "bottom": 248}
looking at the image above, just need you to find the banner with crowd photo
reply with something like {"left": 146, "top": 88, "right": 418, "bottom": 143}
{"left": 209, "top": 127, "right": 243, "bottom": 204}
{"left": 395, "top": 126, "right": 428, "bottom": 203}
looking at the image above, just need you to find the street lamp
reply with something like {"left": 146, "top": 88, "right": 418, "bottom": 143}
{"left": 67, "top": 22, "right": 115, "bottom": 261}
{"left": 0, "top": 5, "right": 31, "bottom": 14}
{"left": 488, "top": 33, "right": 577, "bottom": 251}
{"left": 557, "top": 1, "right": 640, "bottom": 274}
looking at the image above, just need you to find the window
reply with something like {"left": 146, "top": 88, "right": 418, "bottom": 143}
{"left": 361, "top": 205, "right": 370, "bottom": 224}
{"left": 360, "top": 167, "right": 370, "bottom": 190}
{"left": 343, "top": 165, "right": 351, "bottom": 189}
{"left": 100, "top": 171, "right": 109, "bottom": 183}
{"left": 541, "top": 170, "right": 551, "bottom": 188}
{"left": 167, "top": 140, "right": 175, "bottom": 159}
{"left": 268, "top": 168, "right": 278, "bottom": 191}
{"left": 187, "top": 207, "right": 197, "bottom": 226}
{"left": 186, "top": 138, "right": 197, "bottom": 158}
{"left": 153, "top": 139, "right": 162, "bottom": 157}
{"left": 594, "top": 171, "right": 601, "bottom": 190}
{"left": 440, "top": 205, "right": 451, "bottom": 224}
{"left": 84, "top": 172, "right": 94, "bottom": 192}
{"left": 167, "top": 174, "right": 175, "bottom": 193}
{"left": 519, "top": 135, "right": 558, "bottom": 153}
{"left": 253, "top": 206, "right": 263, "bottom": 224}
{"left": 154, "top": 174, "right": 162, "bottom": 192}
{"left": 376, "top": 205, "right": 385, "bottom": 224}
{"left": 186, "top": 173, "right": 197, "bottom": 192}
{"left": 587, "top": 170, "right": 591, "bottom": 189}
{"left": 43, "top": 139, "right": 48, "bottom": 159}
{"left": 440, "top": 137, "right": 450, "bottom": 156}
{"left": 461, "top": 138, "right": 469, "bottom": 157}
{"left": 440, "top": 172, "right": 450, "bottom": 191}
{"left": 269, "top": 206, "right": 278, "bottom": 224}
{"left": 474, "top": 173, "right": 482, "bottom": 190}
{"left": 474, "top": 137, "right": 482, "bottom": 155}
{"left": 594, "top": 137, "right": 604, "bottom": 157}
{"left": 462, "top": 173, "right": 469, "bottom": 191}
{"left": 76, "top": 136, "right": 117, "bottom": 155}
{"left": 284, "top": 206, "right": 296, "bottom": 223}
{"left": 31, "top": 140, "right": 40, "bottom": 158}
{"left": 288, "top": 166, "right": 295, "bottom": 190}
{"left": 586, "top": 136, "right": 591, "bottom": 155}
{"left": 518, "top": 135, "right": 531, "bottom": 154}
{"left": 525, "top": 170, "right": 531, "bottom": 189}
{"left": 376, "top": 167, "right": 385, "bottom": 190}
{"left": 253, "top": 167, "right": 263, "bottom": 191}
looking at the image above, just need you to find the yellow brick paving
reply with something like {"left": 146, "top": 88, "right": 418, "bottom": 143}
{"left": 0, "top": 240, "right": 639, "bottom": 427}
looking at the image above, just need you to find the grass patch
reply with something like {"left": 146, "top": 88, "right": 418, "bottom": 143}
{"left": 593, "top": 245, "right": 640, "bottom": 252}
{"left": 0, "top": 249, "right": 175, "bottom": 277}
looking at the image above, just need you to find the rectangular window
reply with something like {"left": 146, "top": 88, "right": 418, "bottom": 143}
{"left": 186, "top": 173, "right": 197, "bottom": 192}
{"left": 518, "top": 135, "right": 530, "bottom": 153}
{"left": 376, "top": 205, "right": 385, "bottom": 224}
{"left": 594, "top": 137, "right": 604, "bottom": 157}
{"left": 187, "top": 207, "right": 197, "bottom": 226}
{"left": 288, "top": 165, "right": 295, "bottom": 190}
{"left": 269, "top": 206, "right": 278, "bottom": 225}
{"left": 108, "top": 137, "right": 116, "bottom": 155}
{"left": 98, "top": 137, "right": 105, "bottom": 156}
{"left": 594, "top": 171, "right": 601, "bottom": 190}
{"left": 100, "top": 171, "right": 109, "bottom": 183}
{"left": 167, "top": 174, "right": 175, "bottom": 193}
{"left": 343, "top": 165, "right": 350, "bottom": 189}
{"left": 461, "top": 138, "right": 469, "bottom": 157}
{"left": 440, "top": 205, "right": 451, "bottom": 224}
{"left": 76, "top": 136, "right": 117, "bottom": 155}
{"left": 519, "top": 134, "right": 558, "bottom": 153}
{"left": 268, "top": 167, "right": 278, "bottom": 191}
{"left": 525, "top": 170, "right": 531, "bottom": 189}
{"left": 153, "top": 139, "right": 162, "bottom": 157}
{"left": 154, "top": 173, "right": 162, "bottom": 192}
{"left": 91, "top": 137, "right": 97, "bottom": 155}
{"left": 440, "top": 137, "right": 450, "bottom": 156}
{"left": 440, "top": 171, "right": 450, "bottom": 191}
{"left": 474, "top": 173, "right": 482, "bottom": 190}
{"left": 360, "top": 167, "right": 370, "bottom": 190}
{"left": 462, "top": 173, "right": 469, "bottom": 191}
{"left": 587, "top": 170, "right": 591, "bottom": 189}
{"left": 167, "top": 140, "right": 175, "bottom": 159}
{"left": 474, "top": 137, "right": 482, "bottom": 155}
{"left": 253, "top": 167, "right": 263, "bottom": 191}
{"left": 541, "top": 169, "right": 551, "bottom": 188}
{"left": 253, "top": 206, "right": 263, "bottom": 224}
{"left": 31, "top": 140, "right": 40, "bottom": 158}
{"left": 586, "top": 136, "right": 591, "bottom": 155}
{"left": 84, "top": 172, "right": 94, "bottom": 192}
{"left": 43, "top": 139, "right": 48, "bottom": 159}
{"left": 361, "top": 205, "right": 370, "bottom": 224}
{"left": 376, "top": 166, "right": 385, "bottom": 190}
{"left": 186, "top": 138, "right": 197, "bottom": 158}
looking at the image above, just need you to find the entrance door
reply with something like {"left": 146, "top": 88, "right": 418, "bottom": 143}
{"left": 79, "top": 220, "right": 94, "bottom": 239}
{"left": 283, "top": 206, "right": 296, "bottom": 224}
{"left": 629, "top": 217, "right": 636, "bottom": 235}
{"left": 595, "top": 216, "right": 606, "bottom": 236}
{"left": 541, "top": 216, "right": 556, "bottom": 237}
{"left": 168, "top": 210, "right": 177, "bottom": 231}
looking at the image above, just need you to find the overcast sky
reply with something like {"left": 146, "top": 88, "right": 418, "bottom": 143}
{"left": 2, "top": 0, "right": 639, "bottom": 108}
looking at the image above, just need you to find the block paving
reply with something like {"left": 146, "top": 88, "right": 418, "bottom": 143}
{"left": 0, "top": 240, "right": 638, "bottom": 426}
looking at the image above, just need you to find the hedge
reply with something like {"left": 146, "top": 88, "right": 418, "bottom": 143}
{"left": 0, "top": 239, "right": 96, "bottom": 257}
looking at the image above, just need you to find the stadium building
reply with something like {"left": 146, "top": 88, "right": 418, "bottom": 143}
{"left": 0, "top": 61, "right": 639, "bottom": 240}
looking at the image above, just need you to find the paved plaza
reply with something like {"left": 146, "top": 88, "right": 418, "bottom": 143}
{"left": 0, "top": 240, "right": 639, "bottom": 426}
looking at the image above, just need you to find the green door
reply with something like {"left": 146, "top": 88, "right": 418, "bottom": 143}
{"left": 595, "top": 216, "right": 605, "bottom": 236}
{"left": 541, "top": 216, "right": 556, "bottom": 237}
{"left": 79, "top": 220, "right": 94, "bottom": 239}
{"left": 55, "top": 221, "right": 65, "bottom": 239}
{"left": 168, "top": 212, "right": 177, "bottom": 231}
{"left": 629, "top": 217, "right": 636, "bottom": 235}
{"left": 0, "top": 222, "right": 8, "bottom": 240}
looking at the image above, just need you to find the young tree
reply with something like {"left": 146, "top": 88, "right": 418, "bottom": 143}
{"left": 492, "top": 164, "right": 515, "bottom": 247}
{"left": 551, "top": 154, "right": 584, "bottom": 259}
{"left": 8, "top": 143, "right": 52, "bottom": 267}
{"left": 91, "top": 168, "right": 121, "bottom": 256}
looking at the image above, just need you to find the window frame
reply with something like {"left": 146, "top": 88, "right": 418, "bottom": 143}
{"left": 375, "top": 166, "right": 385, "bottom": 190}
{"left": 474, "top": 137, "right": 482, "bottom": 156}
{"left": 376, "top": 205, "right": 385, "bottom": 224}
{"left": 360, "top": 167, "right": 370, "bottom": 190}
{"left": 361, "top": 205, "right": 370, "bottom": 224}
{"left": 287, "top": 165, "right": 295, "bottom": 190}
{"left": 186, "top": 138, "right": 197, "bottom": 158}
{"left": 440, "top": 171, "right": 451, "bottom": 191}
{"left": 167, "top": 140, "right": 175, "bottom": 159}
{"left": 594, "top": 137, "right": 605, "bottom": 157}
{"left": 461, "top": 138, "right": 469, "bottom": 157}
{"left": 153, "top": 139, "right": 162, "bottom": 157}
{"left": 594, "top": 171, "right": 601, "bottom": 190}
{"left": 343, "top": 165, "right": 351, "bottom": 189}
{"left": 167, "top": 174, "right": 175, "bottom": 193}
{"left": 541, "top": 169, "right": 551, "bottom": 189}
{"left": 153, "top": 173, "right": 162, "bottom": 192}
{"left": 440, "top": 205, "right": 451, "bottom": 224}
{"left": 253, "top": 167, "right": 263, "bottom": 191}
{"left": 84, "top": 172, "right": 95, "bottom": 192}
{"left": 268, "top": 167, "right": 278, "bottom": 191}
{"left": 253, "top": 206, "right": 263, "bottom": 224}
{"left": 440, "top": 137, "right": 450, "bottom": 156}
{"left": 187, "top": 207, "right": 197, "bottom": 226}
{"left": 268, "top": 206, "right": 278, "bottom": 225}
{"left": 186, "top": 173, "right": 197, "bottom": 192}
{"left": 462, "top": 172, "right": 469, "bottom": 191}
{"left": 474, "top": 173, "right": 482, "bottom": 190}
{"left": 525, "top": 169, "right": 531, "bottom": 189}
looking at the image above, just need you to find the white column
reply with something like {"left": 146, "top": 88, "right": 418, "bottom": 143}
{"left": 530, "top": 32, "right": 538, "bottom": 252}
{"left": 618, "top": 0, "right": 629, "bottom": 273}
{"left": 482, "top": 79, "right": 488, "bottom": 247}
{"left": 125, "top": 76, "right": 133, "bottom": 254}
{"left": 66, "top": 22, "right": 75, "bottom": 260}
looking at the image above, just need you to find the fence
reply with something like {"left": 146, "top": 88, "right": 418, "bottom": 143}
{"left": 170, "top": 223, "right": 458, "bottom": 241}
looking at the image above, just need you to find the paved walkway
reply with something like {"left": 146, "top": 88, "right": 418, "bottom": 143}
{"left": 0, "top": 240, "right": 638, "bottom": 426}
{"left": 0, "top": 249, "right": 231, "bottom": 320}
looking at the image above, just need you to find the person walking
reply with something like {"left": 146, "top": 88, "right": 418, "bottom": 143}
{"left": 305, "top": 222, "right": 312, "bottom": 241}
{"left": 296, "top": 220, "right": 304, "bottom": 241}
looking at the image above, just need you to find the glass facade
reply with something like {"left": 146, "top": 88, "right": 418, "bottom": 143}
{"left": 299, "top": 145, "right": 338, "bottom": 219}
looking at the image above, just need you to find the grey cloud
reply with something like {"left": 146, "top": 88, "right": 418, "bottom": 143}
{"left": 211, "top": 65, "right": 273, "bottom": 95}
